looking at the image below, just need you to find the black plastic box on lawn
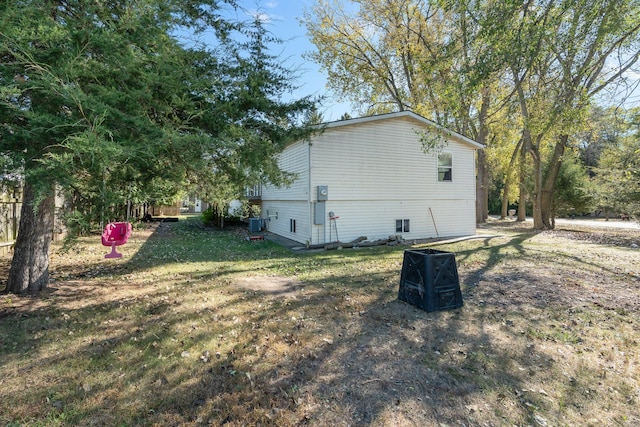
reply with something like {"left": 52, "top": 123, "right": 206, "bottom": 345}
{"left": 398, "top": 248, "right": 463, "bottom": 312}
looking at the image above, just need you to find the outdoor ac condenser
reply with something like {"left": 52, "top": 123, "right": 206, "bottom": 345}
{"left": 248, "top": 218, "right": 262, "bottom": 232}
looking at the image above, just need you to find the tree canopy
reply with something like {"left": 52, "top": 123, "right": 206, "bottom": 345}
{"left": 593, "top": 108, "right": 640, "bottom": 217}
{"left": 304, "top": 0, "right": 640, "bottom": 229}
{"left": 0, "top": 0, "right": 318, "bottom": 294}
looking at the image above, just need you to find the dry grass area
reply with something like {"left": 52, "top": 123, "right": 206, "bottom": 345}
{"left": 0, "top": 218, "right": 639, "bottom": 426}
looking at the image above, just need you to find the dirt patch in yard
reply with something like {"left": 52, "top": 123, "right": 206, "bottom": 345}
{"left": 234, "top": 275, "right": 303, "bottom": 297}
{"left": 471, "top": 227, "right": 640, "bottom": 313}
{"left": 1, "top": 219, "right": 639, "bottom": 427}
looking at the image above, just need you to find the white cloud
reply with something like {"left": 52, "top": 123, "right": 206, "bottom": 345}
{"left": 248, "top": 9, "right": 273, "bottom": 23}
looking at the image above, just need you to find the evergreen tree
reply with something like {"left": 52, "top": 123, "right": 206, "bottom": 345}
{"left": 0, "top": 1, "right": 318, "bottom": 294}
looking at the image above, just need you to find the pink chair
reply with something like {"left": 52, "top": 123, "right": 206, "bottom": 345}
{"left": 102, "top": 222, "right": 132, "bottom": 259}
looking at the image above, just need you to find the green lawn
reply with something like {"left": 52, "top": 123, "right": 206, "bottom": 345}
{"left": 1, "top": 218, "right": 639, "bottom": 426}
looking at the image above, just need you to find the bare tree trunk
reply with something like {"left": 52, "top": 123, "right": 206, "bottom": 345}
{"left": 5, "top": 182, "right": 55, "bottom": 295}
{"left": 525, "top": 131, "right": 546, "bottom": 229}
{"left": 501, "top": 180, "right": 510, "bottom": 219}
{"left": 482, "top": 161, "right": 489, "bottom": 222}
{"left": 500, "top": 137, "right": 524, "bottom": 219}
{"left": 538, "top": 135, "right": 567, "bottom": 229}
{"left": 532, "top": 150, "right": 544, "bottom": 229}
{"left": 476, "top": 150, "right": 488, "bottom": 223}
{"left": 517, "top": 140, "right": 527, "bottom": 221}
{"left": 525, "top": 135, "right": 545, "bottom": 229}
{"left": 514, "top": 73, "right": 547, "bottom": 228}
{"left": 518, "top": 181, "right": 527, "bottom": 221}
{"left": 475, "top": 87, "right": 491, "bottom": 224}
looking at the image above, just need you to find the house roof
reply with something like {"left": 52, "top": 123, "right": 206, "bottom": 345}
{"left": 322, "top": 110, "right": 484, "bottom": 150}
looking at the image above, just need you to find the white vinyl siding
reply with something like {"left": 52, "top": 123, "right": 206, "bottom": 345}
{"left": 260, "top": 141, "right": 311, "bottom": 244}
{"left": 262, "top": 113, "right": 479, "bottom": 245}
{"left": 261, "top": 141, "right": 309, "bottom": 202}
{"left": 309, "top": 118, "right": 475, "bottom": 202}
{"left": 311, "top": 199, "right": 475, "bottom": 244}
{"left": 261, "top": 201, "right": 309, "bottom": 243}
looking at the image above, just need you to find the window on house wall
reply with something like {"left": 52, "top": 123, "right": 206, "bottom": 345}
{"left": 395, "top": 219, "right": 410, "bottom": 233}
{"left": 290, "top": 219, "right": 296, "bottom": 233}
{"left": 438, "top": 152, "right": 452, "bottom": 182}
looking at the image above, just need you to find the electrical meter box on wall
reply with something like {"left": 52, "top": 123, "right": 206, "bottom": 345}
{"left": 314, "top": 202, "right": 326, "bottom": 225}
{"left": 317, "top": 185, "right": 328, "bottom": 201}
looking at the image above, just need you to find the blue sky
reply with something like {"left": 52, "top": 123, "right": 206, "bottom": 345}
{"left": 238, "top": 0, "right": 354, "bottom": 121}
{"left": 235, "top": 1, "right": 640, "bottom": 118}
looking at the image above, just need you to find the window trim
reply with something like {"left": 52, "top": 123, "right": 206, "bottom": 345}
{"left": 395, "top": 219, "right": 410, "bottom": 233}
{"left": 438, "top": 152, "right": 453, "bottom": 182}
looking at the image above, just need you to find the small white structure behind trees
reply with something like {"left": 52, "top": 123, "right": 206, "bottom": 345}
{"left": 260, "top": 111, "right": 483, "bottom": 245}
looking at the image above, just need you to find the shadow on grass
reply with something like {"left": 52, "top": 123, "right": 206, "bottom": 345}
{"left": 2, "top": 220, "right": 632, "bottom": 425}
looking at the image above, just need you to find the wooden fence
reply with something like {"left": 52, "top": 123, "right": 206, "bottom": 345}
{"left": 0, "top": 188, "right": 68, "bottom": 256}
{"left": 0, "top": 189, "right": 186, "bottom": 257}
{"left": 0, "top": 198, "right": 21, "bottom": 256}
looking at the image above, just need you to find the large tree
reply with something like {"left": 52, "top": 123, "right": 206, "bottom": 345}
{"left": 0, "top": 1, "right": 317, "bottom": 294}
{"left": 303, "top": 0, "right": 511, "bottom": 223}
{"left": 479, "top": 0, "right": 640, "bottom": 229}
{"left": 305, "top": 0, "right": 640, "bottom": 228}
{"left": 593, "top": 108, "right": 640, "bottom": 217}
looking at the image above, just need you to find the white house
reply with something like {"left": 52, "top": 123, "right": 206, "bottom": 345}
{"left": 259, "top": 111, "right": 483, "bottom": 246}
